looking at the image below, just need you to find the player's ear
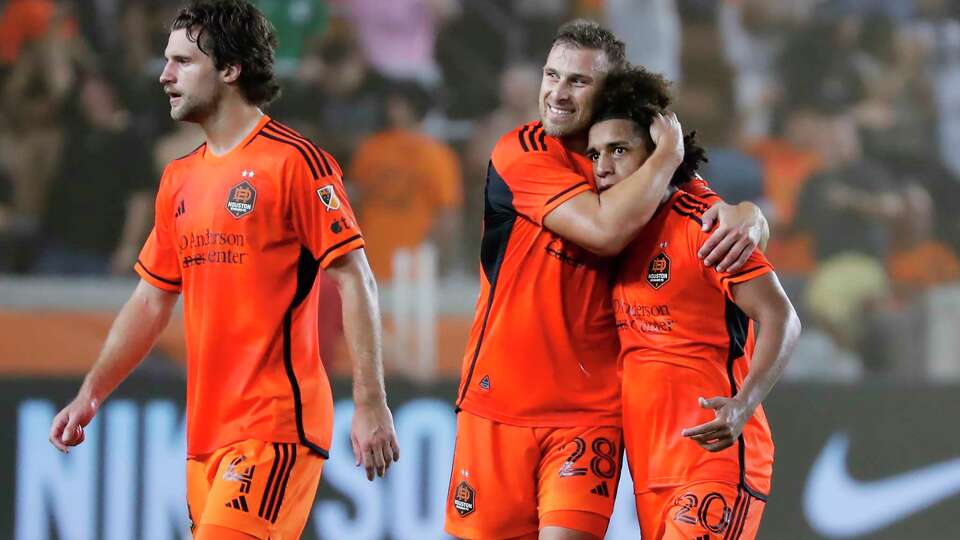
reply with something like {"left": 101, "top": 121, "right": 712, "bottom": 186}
{"left": 221, "top": 63, "right": 241, "bottom": 84}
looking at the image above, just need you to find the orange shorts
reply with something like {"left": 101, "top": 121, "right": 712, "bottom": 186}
{"left": 635, "top": 481, "right": 766, "bottom": 540}
{"left": 444, "top": 411, "right": 622, "bottom": 539}
{"left": 186, "top": 439, "right": 325, "bottom": 539}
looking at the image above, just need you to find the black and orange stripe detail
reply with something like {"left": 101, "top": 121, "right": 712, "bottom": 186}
{"left": 518, "top": 123, "right": 548, "bottom": 152}
{"left": 135, "top": 259, "right": 181, "bottom": 287}
{"left": 256, "top": 121, "right": 334, "bottom": 180}
{"left": 456, "top": 163, "right": 517, "bottom": 409}
{"left": 258, "top": 443, "right": 298, "bottom": 523}
{"left": 719, "top": 266, "right": 768, "bottom": 292}
{"left": 546, "top": 181, "right": 590, "bottom": 206}
{"left": 722, "top": 299, "right": 769, "bottom": 540}
{"left": 671, "top": 193, "right": 710, "bottom": 225}
{"left": 280, "top": 248, "right": 331, "bottom": 458}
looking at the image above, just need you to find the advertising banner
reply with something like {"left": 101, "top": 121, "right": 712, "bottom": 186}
{"left": 3, "top": 378, "right": 958, "bottom": 539}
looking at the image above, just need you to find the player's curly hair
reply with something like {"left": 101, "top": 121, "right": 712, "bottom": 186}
{"left": 552, "top": 19, "right": 627, "bottom": 70}
{"left": 593, "top": 67, "right": 708, "bottom": 186}
{"left": 172, "top": 0, "right": 280, "bottom": 106}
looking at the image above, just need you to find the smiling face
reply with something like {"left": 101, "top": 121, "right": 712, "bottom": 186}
{"left": 538, "top": 43, "right": 612, "bottom": 138}
{"left": 158, "top": 28, "right": 224, "bottom": 122}
{"left": 586, "top": 118, "right": 652, "bottom": 192}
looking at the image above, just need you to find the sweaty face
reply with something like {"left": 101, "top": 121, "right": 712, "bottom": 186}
{"left": 539, "top": 44, "right": 611, "bottom": 138}
{"left": 159, "top": 28, "right": 223, "bottom": 122}
{"left": 586, "top": 118, "right": 651, "bottom": 192}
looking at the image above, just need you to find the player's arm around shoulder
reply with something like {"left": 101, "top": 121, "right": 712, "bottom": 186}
{"left": 543, "top": 113, "right": 684, "bottom": 258}
{"left": 696, "top": 194, "right": 770, "bottom": 273}
{"left": 324, "top": 250, "right": 400, "bottom": 481}
{"left": 49, "top": 279, "right": 179, "bottom": 453}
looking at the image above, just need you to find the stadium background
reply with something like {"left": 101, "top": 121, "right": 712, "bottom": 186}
{"left": 2, "top": 0, "right": 960, "bottom": 538}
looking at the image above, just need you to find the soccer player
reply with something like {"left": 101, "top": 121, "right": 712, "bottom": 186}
{"left": 47, "top": 2, "right": 399, "bottom": 539}
{"left": 586, "top": 68, "right": 801, "bottom": 539}
{"left": 445, "top": 20, "right": 769, "bottom": 540}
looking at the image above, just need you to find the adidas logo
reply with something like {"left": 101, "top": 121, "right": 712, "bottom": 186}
{"left": 175, "top": 199, "right": 186, "bottom": 218}
{"left": 479, "top": 375, "right": 490, "bottom": 390}
{"left": 225, "top": 495, "right": 249, "bottom": 512}
{"left": 590, "top": 481, "right": 609, "bottom": 497}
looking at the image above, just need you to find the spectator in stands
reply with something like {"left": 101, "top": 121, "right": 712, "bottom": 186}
{"left": 34, "top": 74, "right": 154, "bottom": 275}
{"left": 334, "top": 0, "right": 459, "bottom": 84}
{"left": 276, "top": 24, "right": 388, "bottom": 165}
{"left": 0, "top": 0, "right": 89, "bottom": 271}
{"left": 255, "top": 0, "right": 329, "bottom": 77}
{"left": 348, "top": 80, "right": 463, "bottom": 280}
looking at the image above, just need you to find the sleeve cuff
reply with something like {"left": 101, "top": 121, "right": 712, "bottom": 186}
{"left": 540, "top": 181, "right": 593, "bottom": 225}
{"left": 719, "top": 265, "right": 773, "bottom": 299}
{"left": 317, "top": 235, "right": 365, "bottom": 269}
{"left": 135, "top": 260, "right": 182, "bottom": 293}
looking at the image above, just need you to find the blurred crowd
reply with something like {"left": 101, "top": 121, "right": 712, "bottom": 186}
{"left": 1, "top": 0, "right": 959, "bottom": 380}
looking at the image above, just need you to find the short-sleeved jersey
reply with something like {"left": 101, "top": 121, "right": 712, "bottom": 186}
{"left": 136, "top": 115, "right": 364, "bottom": 458}
{"left": 614, "top": 190, "right": 774, "bottom": 495}
{"left": 455, "top": 121, "right": 719, "bottom": 427}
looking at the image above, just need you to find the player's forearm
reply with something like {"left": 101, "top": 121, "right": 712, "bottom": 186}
{"left": 736, "top": 298, "right": 800, "bottom": 412}
{"left": 338, "top": 263, "right": 388, "bottom": 406}
{"left": 595, "top": 150, "right": 679, "bottom": 250}
{"left": 78, "top": 281, "right": 177, "bottom": 404}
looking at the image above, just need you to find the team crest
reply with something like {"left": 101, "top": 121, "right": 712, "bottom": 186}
{"left": 453, "top": 480, "right": 476, "bottom": 517}
{"left": 316, "top": 184, "right": 341, "bottom": 211}
{"left": 646, "top": 252, "right": 671, "bottom": 289}
{"left": 226, "top": 180, "right": 256, "bottom": 218}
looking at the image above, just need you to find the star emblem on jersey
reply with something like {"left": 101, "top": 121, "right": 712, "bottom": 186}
{"left": 226, "top": 180, "right": 257, "bottom": 218}
{"left": 647, "top": 252, "right": 671, "bottom": 289}
{"left": 453, "top": 480, "right": 476, "bottom": 517}
{"left": 316, "top": 184, "right": 341, "bottom": 212}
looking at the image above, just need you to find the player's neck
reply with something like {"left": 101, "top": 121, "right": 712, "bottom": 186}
{"left": 560, "top": 131, "right": 589, "bottom": 154}
{"left": 198, "top": 97, "right": 264, "bottom": 157}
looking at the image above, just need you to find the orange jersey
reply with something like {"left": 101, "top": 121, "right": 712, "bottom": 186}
{"left": 135, "top": 116, "right": 364, "bottom": 458}
{"left": 455, "top": 121, "right": 719, "bottom": 427}
{"left": 614, "top": 190, "right": 774, "bottom": 495}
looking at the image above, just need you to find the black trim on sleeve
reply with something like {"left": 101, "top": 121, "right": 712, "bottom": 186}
{"left": 316, "top": 234, "right": 363, "bottom": 268}
{"left": 136, "top": 259, "right": 181, "bottom": 286}
{"left": 545, "top": 181, "right": 590, "bottom": 206}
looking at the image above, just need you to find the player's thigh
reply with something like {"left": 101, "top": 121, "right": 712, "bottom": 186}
{"left": 656, "top": 482, "right": 759, "bottom": 540}
{"left": 197, "top": 440, "right": 324, "bottom": 540}
{"left": 536, "top": 425, "right": 622, "bottom": 539}
{"left": 444, "top": 411, "right": 541, "bottom": 539}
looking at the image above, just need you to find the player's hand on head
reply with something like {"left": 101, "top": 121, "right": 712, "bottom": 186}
{"left": 680, "top": 396, "right": 751, "bottom": 453}
{"left": 649, "top": 111, "right": 684, "bottom": 167}
{"left": 350, "top": 400, "right": 400, "bottom": 481}
{"left": 48, "top": 395, "right": 98, "bottom": 453}
{"left": 698, "top": 201, "right": 764, "bottom": 272}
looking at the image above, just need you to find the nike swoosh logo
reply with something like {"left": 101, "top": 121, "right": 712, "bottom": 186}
{"left": 804, "top": 433, "right": 960, "bottom": 537}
